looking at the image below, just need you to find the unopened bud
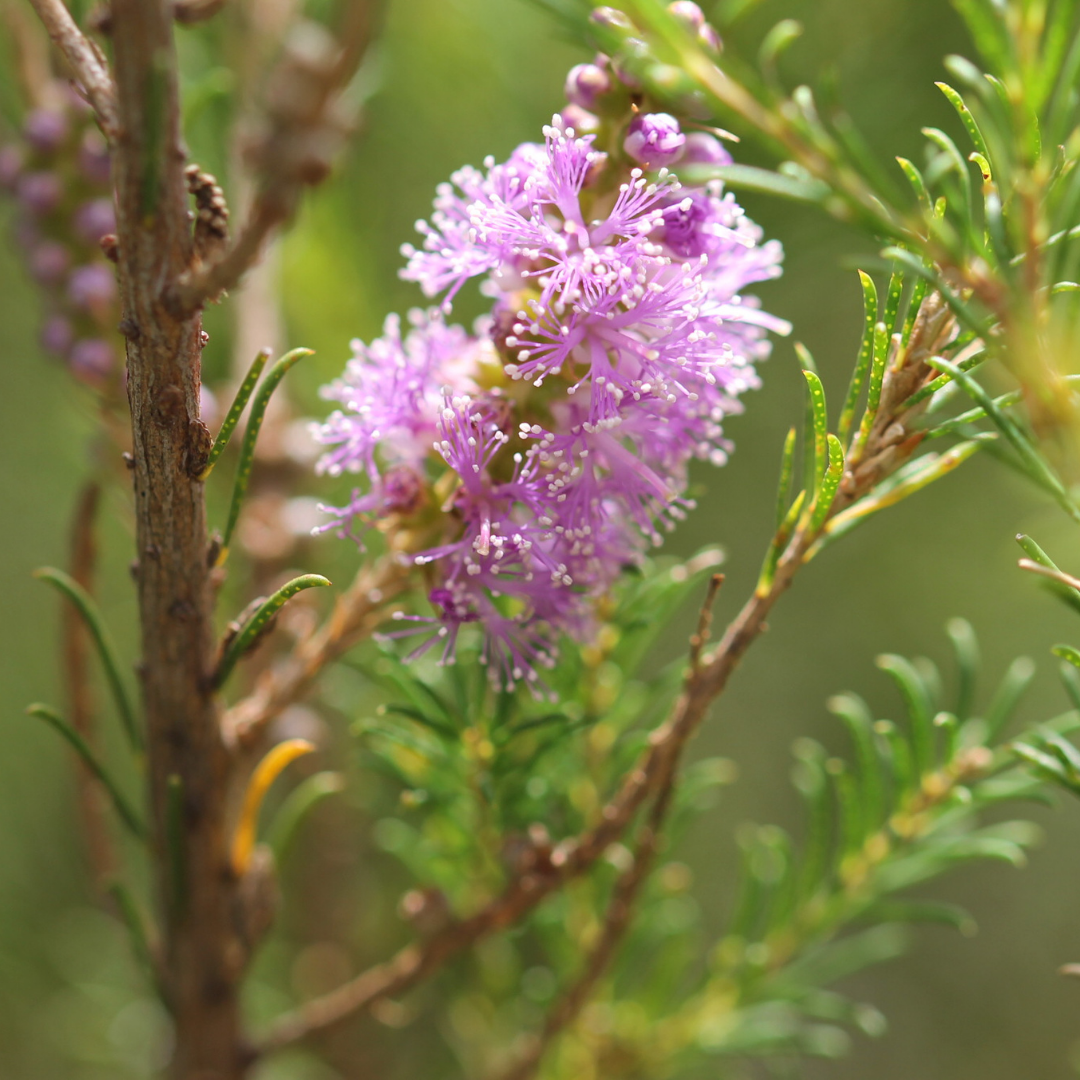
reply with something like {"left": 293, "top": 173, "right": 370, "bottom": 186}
{"left": 564, "top": 62, "right": 612, "bottom": 110}
{"left": 29, "top": 241, "right": 70, "bottom": 285}
{"left": 561, "top": 104, "right": 601, "bottom": 136}
{"left": 17, "top": 171, "right": 62, "bottom": 215}
{"left": 698, "top": 22, "right": 722, "bottom": 52}
{"left": 667, "top": 1, "right": 705, "bottom": 29}
{"left": 681, "top": 132, "right": 732, "bottom": 166}
{"left": 24, "top": 109, "right": 69, "bottom": 154}
{"left": 589, "top": 6, "right": 635, "bottom": 32}
{"left": 68, "top": 263, "right": 117, "bottom": 311}
{"left": 624, "top": 112, "right": 686, "bottom": 168}
{"left": 69, "top": 338, "right": 115, "bottom": 382}
{"left": 0, "top": 145, "right": 23, "bottom": 189}
{"left": 74, "top": 198, "right": 116, "bottom": 244}
{"left": 78, "top": 131, "right": 111, "bottom": 186}
{"left": 41, "top": 314, "right": 74, "bottom": 356}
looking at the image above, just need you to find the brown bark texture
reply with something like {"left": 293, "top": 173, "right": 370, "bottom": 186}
{"left": 111, "top": 0, "right": 244, "bottom": 1074}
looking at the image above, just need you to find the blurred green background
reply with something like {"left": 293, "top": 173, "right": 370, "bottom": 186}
{"left": 3, "top": 0, "right": 1080, "bottom": 1076}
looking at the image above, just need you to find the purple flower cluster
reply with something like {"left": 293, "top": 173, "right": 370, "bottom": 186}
{"left": 315, "top": 21, "right": 786, "bottom": 688}
{"left": 1, "top": 86, "right": 119, "bottom": 386}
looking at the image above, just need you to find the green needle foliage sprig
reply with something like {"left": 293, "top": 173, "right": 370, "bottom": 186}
{"left": 25, "top": 704, "right": 146, "bottom": 841}
{"left": 33, "top": 567, "right": 142, "bottom": 753}
{"left": 216, "top": 347, "right": 312, "bottom": 564}
{"left": 518, "top": 626, "right": 1050, "bottom": 1075}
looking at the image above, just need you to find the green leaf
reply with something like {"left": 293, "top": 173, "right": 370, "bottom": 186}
{"left": 267, "top": 771, "right": 346, "bottom": 865}
{"left": 877, "top": 654, "right": 936, "bottom": 774}
{"left": 829, "top": 693, "right": 885, "bottom": 830}
{"left": 925, "top": 357, "right": 1080, "bottom": 523}
{"left": 1053, "top": 644, "right": 1080, "bottom": 672}
{"left": 821, "top": 441, "right": 982, "bottom": 546}
{"left": 198, "top": 348, "right": 271, "bottom": 479}
{"left": 936, "top": 81, "right": 992, "bottom": 160}
{"left": 680, "top": 163, "right": 831, "bottom": 204}
{"left": 1013, "top": 741, "right": 1080, "bottom": 793}
{"left": 808, "top": 435, "right": 844, "bottom": 534}
{"left": 851, "top": 321, "right": 888, "bottom": 457}
{"left": 792, "top": 739, "right": 832, "bottom": 903}
{"left": 26, "top": 704, "right": 145, "bottom": 840}
{"left": 837, "top": 271, "right": 878, "bottom": 447}
{"left": 896, "top": 156, "right": 932, "bottom": 215}
{"left": 867, "top": 898, "right": 977, "bottom": 935}
{"left": 874, "top": 719, "right": 915, "bottom": 797}
{"left": 215, "top": 574, "right": 331, "bottom": 688}
{"left": 218, "top": 347, "right": 313, "bottom": 562}
{"left": 985, "top": 656, "right": 1036, "bottom": 739}
{"left": 757, "top": 490, "right": 805, "bottom": 596}
{"left": 33, "top": 567, "right": 141, "bottom": 754}
{"left": 107, "top": 881, "right": 162, "bottom": 998}
{"left": 775, "top": 427, "right": 798, "bottom": 530}
{"left": 803, "top": 365, "right": 825, "bottom": 494}
{"left": 946, "top": 617, "right": 980, "bottom": 722}
{"left": 951, "top": 0, "right": 1017, "bottom": 77}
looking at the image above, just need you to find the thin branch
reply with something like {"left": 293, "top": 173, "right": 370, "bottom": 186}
{"left": 492, "top": 769, "right": 679, "bottom": 1080}
{"left": 1018, "top": 558, "right": 1080, "bottom": 592}
{"left": 170, "top": 0, "right": 385, "bottom": 315}
{"left": 226, "top": 553, "right": 409, "bottom": 746}
{"left": 173, "top": 0, "right": 229, "bottom": 24}
{"left": 27, "top": 0, "right": 118, "bottom": 136}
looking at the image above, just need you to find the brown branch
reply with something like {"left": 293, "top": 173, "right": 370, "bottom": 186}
{"left": 492, "top": 763, "right": 680, "bottom": 1080}
{"left": 108, "top": 0, "right": 249, "bottom": 1074}
{"left": 226, "top": 553, "right": 410, "bottom": 746}
{"left": 170, "top": 1, "right": 385, "bottom": 315}
{"left": 173, "top": 0, "right": 229, "bottom": 24}
{"left": 27, "top": 0, "right": 118, "bottom": 136}
{"left": 62, "top": 481, "right": 117, "bottom": 890}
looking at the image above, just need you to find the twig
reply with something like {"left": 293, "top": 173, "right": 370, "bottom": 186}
{"left": 226, "top": 553, "right": 409, "bottom": 746}
{"left": 61, "top": 481, "right": 116, "bottom": 890}
{"left": 1018, "top": 558, "right": 1080, "bottom": 593}
{"left": 170, "top": 1, "right": 385, "bottom": 314}
{"left": 173, "top": 0, "right": 229, "bottom": 24}
{"left": 688, "top": 572, "right": 724, "bottom": 672}
{"left": 27, "top": 0, "right": 118, "bottom": 136}
{"left": 492, "top": 768, "right": 679, "bottom": 1080}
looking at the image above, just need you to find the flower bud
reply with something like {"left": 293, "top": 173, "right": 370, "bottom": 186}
{"left": 589, "top": 6, "right": 635, "bottom": 32}
{"left": 561, "top": 104, "right": 601, "bottom": 136}
{"left": 624, "top": 112, "right": 686, "bottom": 168}
{"left": 564, "top": 62, "right": 611, "bottom": 110}
{"left": 667, "top": 1, "right": 705, "bottom": 29}
{"left": 74, "top": 198, "right": 117, "bottom": 244}
{"left": 698, "top": 22, "right": 722, "bottom": 52}
{"left": 78, "top": 131, "right": 111, "bottom": 186}
{"left": 0, "top": 145, "right": 23, "bottom": 189}
{"left": 68, "top": 263, "right": 117, "bottom": 311}
{"left": 69, "top": 338, "right": 115, "bottom": 382}
{"left": 17, "top": 171, "right": 62, "bottom": 215}
{"left": 30, "top": 241, "right": 71, "bottom": 285}
{"left": 681, "top": 132, "right": 732, "bottom": 166}
{"left": 24, "top": 109, "right": 69, "bottom": 154}
{"left": 41, "top": 314, "right": 74, "bottom": 356}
